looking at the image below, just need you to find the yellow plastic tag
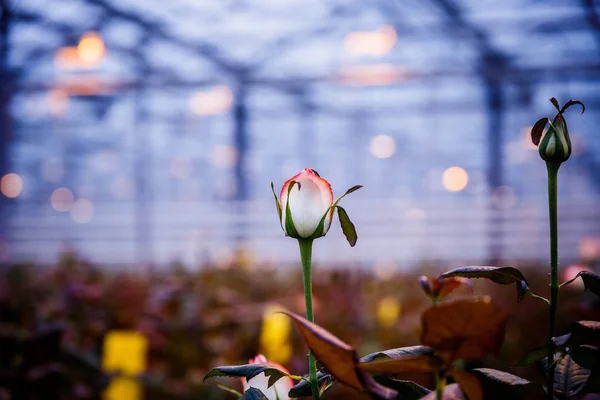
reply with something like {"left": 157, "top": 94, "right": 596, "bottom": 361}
{"left": 102, "top": 331, "right": 147, "bottom": 400}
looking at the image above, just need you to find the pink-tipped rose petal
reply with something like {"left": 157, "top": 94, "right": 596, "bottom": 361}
{"left": 280, "top": 168, "right": 334, "bottom": 238}
{"left": 241, "top": 354, "right": 294, "bottom": 400}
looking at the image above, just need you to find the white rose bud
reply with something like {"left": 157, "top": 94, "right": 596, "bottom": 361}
{"left": 271, "top": 168, "right": 362, "bottom": 245}
{"left": 280, "top": 168, "right": 334, "bottom": 239}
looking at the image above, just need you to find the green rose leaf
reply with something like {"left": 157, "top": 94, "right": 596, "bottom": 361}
{"left": 569, "top": 321, "right": 600, "bottom": 346}
{"left": 515, "top": 344, "right": 553, "bottom": 366}
{"left": 360, "top": 345, "right": 435, "bottom": 363}
{"left": 539, "top": 354, "right": 591, "bottom": 398}
{"left": 373, "top": 377, "right": 431, "bottom": 399}
{"left": 332, "top": 185, "right": 363, "bottom": 208}
{"left": 440, "top": 266, "right": 530, "bottom": 302}
{"left": 580, "top": 271, "right": 600, "bottom": 296}
{"left": 358, "top": 353, "right": 441, "bottom": 375}
{"left": 585, "top": 370, "right": 600, "bottom": 394}
{"left": 337, "top": 205, "right": 358, "bottom": 247}
{"left": 561, "top": 271, "right": 600, "bottom": 296}
{"left": 203, "top": 364, "right": 293, "bottom": 388}
{"left": 240, "top": 387, "right": 268, "bottom": 400}
{"left": 570, "top": 345, "right": 600, "bottom": 370}
{"left": 291, "top": 346, "right": 434, "bottom": 397}
{"left": 288, "top": 372, "right": 332, "bottom": 398}
{"left": 343, "top": 184, "right": 363, "bottom": 195}
{"left": 470, "top": 368, "right": 545, "bottom": 400}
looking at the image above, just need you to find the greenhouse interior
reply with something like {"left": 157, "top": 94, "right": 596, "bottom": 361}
{"left": 0, "top": 0, "right": 599, "bottom": 399}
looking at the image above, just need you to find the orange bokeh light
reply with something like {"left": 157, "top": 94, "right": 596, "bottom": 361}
{"left": 55, "top": 32, "right": 105, "bottom": 70}
{"left": 442, "top": 166, "right": 469, "bottom": 192}
{"left": 339, "top": 63, "right": 407, "bottom": 86}
{"left": 48, "top": 89, "right": 70, "bottom": 115}
{"left": 189, "top": 86, "right": 234, "bottom": 115}
{"left": 50, "top": 188, "right": 74, "bottom": 212}
{"left": 345, "top": 25, "right": 397, "bottom": 56}
{"left": 77, "top": 32, "right": 105, "bottom": 65}
{"left": 1, "top": 173, "right": 23, "bottom": 198}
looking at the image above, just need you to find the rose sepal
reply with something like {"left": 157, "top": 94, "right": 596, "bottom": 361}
{"left": 310, "top": 185, "right": 363, "bottom": 245}
{"left": 270, "top": 182, "right": 283, "bottom": 229}
{"left": 284, "top": 180, "right": 301, "bottom": 239}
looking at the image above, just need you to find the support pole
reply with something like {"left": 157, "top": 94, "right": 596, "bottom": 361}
{"left": 485, "top": 79, "right": 504, "bottom": 264}
{"left": 0, "top": 0, "right": 14, "bottom": 241}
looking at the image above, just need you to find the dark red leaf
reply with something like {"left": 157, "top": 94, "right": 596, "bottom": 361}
{"left": 531, "top": 118, "right": 548, "bottom": 146}
{"left": 284, "top": 311, "right": 397, "bottom": 399}
{"left": 561, "top": 99, "right": 585, "bottom": 114}
{"left": 358, "top": 353, "right": 440, "bottom": 374}
{"left": 449, "top": 368, "right": 483, "bottom": 400}
{"left": 421, "top": 298, "right": 507, "bottom": 363}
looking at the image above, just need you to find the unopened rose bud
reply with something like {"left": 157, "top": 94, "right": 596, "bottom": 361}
{"left": 278, "top": 168, "right": 334, "bottom": 239}
{"left": 271, "top": 169, "right": 362, "bottom": 245}
{"left": 538, "top": 114, "right": 571, "bottom": 163}
{"left": 531, "top": 98, "right": 585, "bottom": 165}
{"left": 418, "top": 276, "right": 432, "bottom": 297}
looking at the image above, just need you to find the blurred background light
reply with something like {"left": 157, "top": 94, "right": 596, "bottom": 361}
{"left": 373, "top": 259, "right": 397, "bottom": 280}
{"left": 93, "top": 151, "right": 120, "bottom": 174}
{"left": 344, "top": 25, "right": 397, "bottom": 56}
{"left": 0, "top": 0, "right": 599, "bottom": 267}
{"left": 41, "top": 158, "right": 64, "bottom": 183}
{"left": 170, "top": 157, "right": 192, "bottom": 179}
{"left": 54, "top": 46, "right": 81, "bottom": 70}
{"left": 110, "top": 176, "right": 135, "bottom": 200}
{"left": 71, "top": 199, "right": 94, "bottom": 223}
{"left": 442, "top": 166, "right": 469, "bottom": 192}
{"left": 369, "top": 134, "right": 396, "bottom": 159}
{"left": 404, "top": 208, "right": 427, "bottom": 220}
{"left": 50, "top": 188, "right": 74, "bottom": 212}
{"left": 522, "top": 126, "right": 539, "bottom": 151}
{"left": 77, "top": 32, "right": 105, "bottom": 66}
{"left": 377, "top": 297, "right": 401, "bottom": 328}
{"left": 579, "top": 237, "right": 600, "bottom": 261}
{"left": 561, "top": 264, "right": 591, "bottom": 289}
{"left": 1, "top": 173, "right": 23, "bottom": 198}
{"left": 491, "top": 186, "right": 516, "bottom": 209}
{"left": 339, "top": 64, "right": 407, "bottom": 86}
{"left": 211, "top": 145, "right": 238, "bottom": 169}
{"left": 59, "top": 75, "right": 111, "bottom": 96}
{"left": 189, "top": 86, "right": 234, "bottom": 116}
{"left": 47, "top": 89, "right": 70, "bottom": 116}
